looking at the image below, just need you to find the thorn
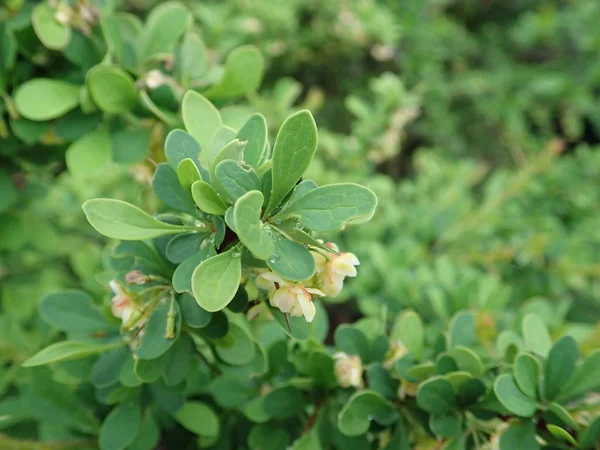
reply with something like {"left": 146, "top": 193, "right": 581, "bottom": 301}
{"left": 284, "top": 313, "right": 292, "bottom": 332}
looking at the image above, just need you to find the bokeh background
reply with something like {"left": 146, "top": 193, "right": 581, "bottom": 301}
{"left": 1, "top": 0, "right": 600, "bottom": 444}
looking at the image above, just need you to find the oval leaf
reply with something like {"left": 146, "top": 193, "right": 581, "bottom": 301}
{"left": 15, "top": 79, "right": 80, "bottom": 121}
{"left": 22, "top": 341, "right": 123, "bottom": 367}
{"left": 266, "top": 235, "right": 316, "bottom": 282}
{"left": 87, "top": 65, "right": 138, "bottom": 114}
{"left": 494, "top": 374, "right": 537, "bottom": 417}
{"left": 191, "top": 249, "right": 242, "bottom": 312}
{"left": 191, "top": 180, "right": 228, "bottom": 215}
{"left": 233, "top": 190, "right": 274, "bottom": 260}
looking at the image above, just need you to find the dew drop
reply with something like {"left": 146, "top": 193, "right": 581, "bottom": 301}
{"left": 268, "top": 253, "right": 280, "bottom": 264}
{"left": 231, "top": 250, "right": 241, "bottom": 258}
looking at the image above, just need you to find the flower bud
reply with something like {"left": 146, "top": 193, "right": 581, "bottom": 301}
{"left": 125, "top": 270, "right": 146, "bottom": 285}
{"left": 334, "top": 352, "right": 363, "bottom": 388}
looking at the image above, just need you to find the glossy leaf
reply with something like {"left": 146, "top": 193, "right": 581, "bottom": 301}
{"left": 233, "top": 190, "right": 274, "bottom": 260}
{"left": 236, "top": 113, "right": 268, "bottom": 168}
{"left": 181, "top": 91, "right": 222, "bottom": 159}
{"left": 494, "top": 374, "right": 537, "bottom": 417}
{"left": 191, "top": 180, "right": 228, "bottom": 215}
{"left": 215, "top": 160, "right": 261, "bottom": 202}
{"left": 32, "top": 3, "right": 71, "bottom": 50}
{"left": 191, "top": 249, "right": 242, "bottom": 312}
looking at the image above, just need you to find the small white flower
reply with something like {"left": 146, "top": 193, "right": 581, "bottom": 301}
{"left": 109, "top": 280, "right": 136, "bottom": 325}
{"left": 312, "top": 242, "right": 360, "bottom": 297}
{"left": 144, "top": 70, "right": 166, "bottom": 89}
{"left": 256, "top": 272, "right": 324, "bottom": 323}
{"left": 334, "top": 352, "right": 363, "bottom": 388}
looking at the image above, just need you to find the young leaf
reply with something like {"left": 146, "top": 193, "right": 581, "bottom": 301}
{"left": 82, "top": 198, "right": 191, "bottom": 240}
{"left": 32, "top": 3, "right": 71, "bottom": 50}
{"left": 204, "top": 45, "right": 264, "bottom": 100}
{"left": 266, "top": 110, "right": 318, "bottom": 214}
{"left": 15, "top": 79, "right": 80, "bottom": 121}
{"left": 181, "top": 91, "right": 222, "bottom": 159}
{"left": 544, "top": 336, "right": 578, "bottom": 401}
{"left": 191, "top": 181, "right": 228, "bottom": 215}
{"left": 236, "top": 113, "right": 268, "bottom": 168}
{"left": 152, "top": 163, "right": 196, "bottom": 214}
{"left": 215, "top": 160, "right": 261, "bottom": 202}
{"left": 164, "top": 129, "right": 206, "bottom": 177}
{"left": 210, "top": 139, "right": 246, "bottom": 187}
{"left": 494, "top": 374, "right": 537, "bottom": 417}
{"left": 177, "top": 158, "right": 202, "bottom": 191}
{"left": 233, "top": 190, "right": 274, "bottom": 260}
{"left": 274, "top": 183, "right": 378, "bottom": 232}
{"left": 514, "top": 353, "right": 540, "bottom": 399}
{"left": 191, "top": 248, "right": 242, "bottom": 312}
{"left": 22, "top": 341, "right": 123, "bottom": 367}
{"left": 87, "top": 65, "right": 138, "bottom": 114}
{"left": 177, "top": 31, "right": 208, "bottom": 82}
{"left": 391, "top": 310, "right": 424, "bottom": 360}
{"left": 448, "top": 311, "right": 476, "bottom": 349}
{"left": 266, "top": 236, "right": 316, "bottom": 281}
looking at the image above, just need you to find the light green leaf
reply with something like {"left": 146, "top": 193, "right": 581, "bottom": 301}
{"left": 522, "top": 313, "right": 552, "bottom": 357}
{"left": 66, "top": 127, "right": 112, "bottom": 178}
{"left": 337, "top": 390, "right": 397, "bottom": 437}
{"left": 494, "top": 374, "right": 537, "bottom": 417}
{"left": 174, "top": 402, "right": 219, "bottom": 438}
{"left": 448, "top": 311, "right": 475, "bottom": 349}
{"left": 15, "top": 79, "right": 80, "bottom": 121}
{"left": 334, "top": 325, "right": 370, "bottom": 362}
{"left": 450, "top": 346, "right": 484, "bottom": 377}
{"left": 99, "top": 399, "right": 141, "bottom": 450}
{"left": 233, "top": 190, "right": 274, "bottom": 260}
{"left": 215, "top": 160, "right": 261, "bottom": 202}
{"left": 87, "top": 65, "right": 138, "bottom": 114}
{"left": 191, "top": 249, "right": 242, "bottom": 312}
{"left": 22, "top": 341, "right": 123, "bottom": 367}
{"left": 204, "top": 45, "right": 264, "bottom": 100}
{"left": 267, "top": 110, "right": 318, "bottom": 214}
{"left": 557, "top": 350, "right": 600, "bottom": 402}
{"left": 391, "top": 310, "right": 424, "bottom": 360}
{"left": 514, "top": 353, "right": 540, "bottom": 399}
{"left": 177, "top": 158, "right": 202, "bottom": 192}
{"left": 274, "top": 183, "right": 378, "bottom": 232}
{"left": 544, "top": 336, "right": 578, "bottom": 401}
{"left": 181, "top": 91, "right": 222, "bottom": 159}
{"left": 210, "top": 139, "right": 246, "bottom": 188}
{"left": 165, "top": 129, "right": 201, "bottom": 168}
{"left": 236, "top": 113, "right": 268, "bottom": 168}
{"left": 416, "top": 377, "right": 457, "bottom": 414}
{"left": 172, "top": 246, "right": 216, "bottom": 294}
{"left": 32, "top": 3, "right": 71, "bottom": 50}
{"left": 547, "top": 425, "right": 577, "bottom": 446}
{"left": 140, "top": 1, "right": 191, "bottom": 60}
{"left": 266, "top": 235, "right": 316, "bottom": 281}
{"left": 152, "top": 163, "right": 196, "bottom": 214}
{"left": 82, "top": 198, "right": 191, "bottom": 240}
{"left": 191, "top": 181, "right": 228, "bottom": 215}
{"left": 39, "top": 290, "right": 112, "bottom": 333}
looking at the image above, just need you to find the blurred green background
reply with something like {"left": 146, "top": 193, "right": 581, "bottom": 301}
{"left": 1, "top": 0, "right": 600, "bottom": 444}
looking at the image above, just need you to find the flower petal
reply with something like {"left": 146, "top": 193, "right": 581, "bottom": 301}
{"left": 296, "top": 293, "right": 316, "bottom": 322}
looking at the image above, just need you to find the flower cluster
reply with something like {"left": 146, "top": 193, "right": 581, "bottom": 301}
{"left": 254, "top": 242, "right": 360, "bottom": 322}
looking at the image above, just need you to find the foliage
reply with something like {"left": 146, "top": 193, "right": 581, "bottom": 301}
{"left": 1, "top": 0, "right": 599, "bottom": 449}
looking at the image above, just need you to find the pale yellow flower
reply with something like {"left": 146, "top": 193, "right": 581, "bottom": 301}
{"left": 256, "top": 272, "right": 323, "bottom": 323}
{"left": 383, "top": 340, "right": 408, "bottom": 368}
{"left": 312, "top": 242, "right": 360, "bottom": 297}
{"left": 109, "top": 280, "right": 137, "bottom": 325}
{"left": 334, "top": 352, "right": 363, "bottom": 388}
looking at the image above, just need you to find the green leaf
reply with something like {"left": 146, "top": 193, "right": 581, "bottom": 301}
{"left": 136, "top": 300, "right": 181, "bottom": 359}
{"left": 233, "top": 190, "right": 274, "bottom": 260}
{"left": 163, "top": 335, "right": 193, "bottom": 386}
{"left": 499, "top": 421, "right": 540, "bottom": 450}
{"left": 522, "top": 313, "right": 552, "bottom": 357}
{"left": 152, "top": 163, "right": 196, "bottom": 214}
{"left": 494, "top": 374, "right": 537, "bottom": 417}
{"left": 407, "top": 363, "right": 437, "bottom": 381}
{"left": 213, "top": 323, "right": 256, "bottom": 366}
{"left": 227, "top": 285, "right": 249, "bottom": 313}
{"left": 191, "top": 181, "right": 228, "bottom": 215}
{"left": 14, "top": 79, "right": 80, "bottom": 121}
{"left": 274, "top": 183, "right": 378, "bottom": 232}
{"left": 129, "top": 411, "right": 160, "bottom": 450}
{"left": 23, "top": 341, "right": 123, "bottom": 367}
{"left": 32, "top": 3, "right": 71, "bottom": 50}
{"left": 134, "top": 357, "right": 164, "bottom": 383}
{"left": 174, "top": 401, "right": 219, "bottom": 438}
{"left": 337, "top": 390, "right": 397, "bottom": 437}
{"left": 558, "top": 350, "right": 600, "bottom": 402}
{"left": 579, "top": 415, "right": 600, "bottom": 449}
{"left": 416, "top": 377, "right": 457, "bottom": 414}
{"left": 140, "top": 1, "right": 191, "bottom": 60}
{"left": 211, "top": 126, "right": 238, "bottom": 158}
{"left": 39, "top": 290, "right": 111, "bottom": 333}
{"left": 205, "top": 45, "right": 264, "bottom": 100}
{"left": 87, "top": 65, "right": 138, "bottom": 114}
{"left": 181, "top": 91, "right": 222, "bottom": 159}
{"left": 547, "top": 424, "right": 578, "bottom": 446}
{"left": 249, "top": 424, "right": 290, "bottom": 450}
{"left": 448, "top": 311, "right": 475, "bottom": 349}
{"left": 215, "top": 160, "right": 261, "bottom": 202}
{"left": 263, "top": 386, "right": 306, "bottom": 418}
{"left": 266, "top": 235, "right": 316, "bottom": 281}
{"left": 99, "top": 398, "right": 142, "bottom": 450}
{"left": 210, "top": 139, "right": 246, "bottom": 188}
{"left": 191, "top": 248, "right": 242, "bottom": 312}
{"left": 83, "top": 198, "right": 190, "bottom": 240}
{"left": 177, "top": 31, "right": 208, "bottom": 82}
{"left": 119, "top": 354, "right": 142, "bottom": 387}
{"left": 334, "top": 325, "right": 370, "bottom": 362}
{"left": 66, "top": 127, "right": 112, "bottom": 178}
{"left": 91, "top": 346, "right": 129, "bottom": 388}
{"left": 164, "top": 129, "right": 206, "bottom": 177}
{"left": 514, "top": 353, "right": 540, "bottom": 399}
{"left": 236, "top": 113, "right": 268, "bottom": 168}
{"left": 172, "top": 246, "right": 216, "bottom": 294}
{"left": 544, "top": 335, "right": 578, "bottom": 401}
{"left": 111, "top": 127, "right": 152, "bottom": 164}
{"left": 267, "top": 303, "right": 313, "bottom": 340}
{"left": 430, "top": 414, "right": 462, "bottom": 438}
{"left": 166, "top": 232, "right": 204, "bottom": 264}
{"left": 546, "top": 403, "right": 579, "bottom": 430}
{"left": 391, "top": 310, "right": 424, "bottom": 360}
{"left": 449, "top": 346, "right": 484, "bottom": 377}
{"left": 266, "top": 110, "right": 318, "bottom": 214}
{"left": 179, "top": 292, "right": 212, "bottom": 328}
{"left": 177, "top": 158, "right": 202, "bottom": 192}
